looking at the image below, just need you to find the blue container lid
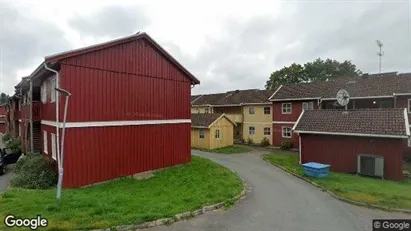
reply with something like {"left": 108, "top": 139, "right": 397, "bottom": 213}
{"left": 302, "top": 162, "right": 330, "bottom": 169}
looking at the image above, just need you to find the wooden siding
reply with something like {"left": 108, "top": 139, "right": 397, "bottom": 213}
{"left": 243, "top": 123, "right": 272, "bottom": 145}
{"left": 300, "top": 134, "right": 404, "bottom": 181}
{"left": 191, "top": 128, "right": 210, "bottom": 149}
{"left": 209, "top": 117, "right": 234, "bottom": 149}
{"left": 273, "top": 101, "right": 318, "bottom": 122}
{"left": 273, "top": 123, "right": 298, "bottom": 148}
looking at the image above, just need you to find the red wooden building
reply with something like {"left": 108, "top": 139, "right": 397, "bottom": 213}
{"left": 293, "top": 109, "right": 409, "bottom": 181}
{"left": 8, "top": 32, "right": 200, "bottom": 187}
{"left": 0, "top": 104, "right": 6, "bottom": 133}
{"left": 269, "top": 72, "right": 411, "bottom": 150}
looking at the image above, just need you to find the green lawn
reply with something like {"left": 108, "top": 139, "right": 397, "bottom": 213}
{"left": 263, "top": 152, "right": 411, "bottom": 210}
{"left": 195, "top": 145, "right": 251, "bottom": 154}
{"left": 0, "top": 156, "right": 243, "bottom": 230}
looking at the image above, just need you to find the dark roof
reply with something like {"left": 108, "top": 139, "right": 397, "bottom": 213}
{"left": 191, "top": 113, "right": 223, "bottom": 127}
{"left": 192, "top": 89, "right": 275, "bottom": 105}
{"left": 293, "top": 109, "right": 409, "bottom": 138}
{"left": 271, "top": 72, "right": 411, "bottom": 101}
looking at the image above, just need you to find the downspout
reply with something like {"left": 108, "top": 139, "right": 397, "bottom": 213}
{"left": 44, "top": 63, "right": 60, "bottom": 173}
{"left": 29, "top": 79, "right": 33, "bottom": 153}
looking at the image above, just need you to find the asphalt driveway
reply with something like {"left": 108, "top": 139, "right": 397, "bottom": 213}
{"left": 0, "top": 164, "right": 14, "bottom": 192}
{"left": 149, "top": 147, "right": 409, "bottom": 231}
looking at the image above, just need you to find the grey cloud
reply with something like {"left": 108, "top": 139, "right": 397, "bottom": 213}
{"left": 68, "top": 5, "right": 150, "bottom": 38}
{"left": 0, "top": 2, "right": 71, "bottom": 94}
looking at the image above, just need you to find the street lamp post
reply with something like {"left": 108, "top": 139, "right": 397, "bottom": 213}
{"left": 54, "top": 87, "right": 71, "bottom": 200}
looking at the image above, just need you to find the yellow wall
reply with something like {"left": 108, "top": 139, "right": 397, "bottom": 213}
{"left": 242, "top": 104, "right": 272, "bottom": 144}
{"left": 191, "top": 106, "right": 212, "bottom": 114}
{"left": 191, "top": 128, "right": 210, "bottom": 149}
{"left": 209, "top": 117, "right": 234, "bottom": 149}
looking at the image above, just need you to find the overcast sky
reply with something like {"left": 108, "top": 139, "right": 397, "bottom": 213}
{"left": 0, "top": 0, "right": 410, "bottom": 95}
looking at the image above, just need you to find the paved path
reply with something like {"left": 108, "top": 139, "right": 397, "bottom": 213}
{"left": 149, "top": 147, "right": 409, "bottom": 231}
{"left": 0, "top": 133, "right": 12, "bottom": 193}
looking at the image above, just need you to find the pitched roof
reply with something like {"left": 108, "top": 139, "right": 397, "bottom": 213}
{"left": 192, "top": 89, "right": 274, "bottom": 105}
{"left": 28, "top": 32, "right": 200, "bottom": 85}
{"left": 191, "top": 113, "right": 236, "bottom": 128}
{"left": 293, "top": 108, "right": 409, "bottom": 138}
{"left": 270, "top": 72, "right": 411, "bottom": 101}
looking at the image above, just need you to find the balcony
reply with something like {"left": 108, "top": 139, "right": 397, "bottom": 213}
{"left": 225, "top": 114, "right": 243, "bottom": 123}
{"left": 21, "top": 101, "right": 42, "bottom": 121}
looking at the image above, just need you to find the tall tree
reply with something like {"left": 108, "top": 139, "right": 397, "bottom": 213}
{"left": 265, "top": 58, "right": 362, "bottom": 90}
{"left": 0, "top": 93, "right": 10, "bottom": 104}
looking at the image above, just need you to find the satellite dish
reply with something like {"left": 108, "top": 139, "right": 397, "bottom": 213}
{"left": 336, "top": 89, "right": 350, "bottom": 106}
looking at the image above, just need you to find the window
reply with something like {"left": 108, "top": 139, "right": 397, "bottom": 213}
{"left": 51, "top": 133, "right": 57, "bottom": 160}
{"left": 18, "top": 124, "right": 21, "bottom": 137}
{"left": 194, "top": 109, "right": 199, "bottom": 114}
{"left": 264, "top": 106, "right": 271, "bottom": 115}
{"left": 50, "top": 78, "right": 56, "bottom": 103}
{"left": 302, "top": 102, "right": 314, "bottom": 110}
{"left": 408, "top": 99, "right": 411, "bottom": 113}
{"left": 264, "top": 127, "right": 271, "bottom": 135}
{"left": 199, "top": 129, "right": 205, "bottom": 139}
{"left": 249, "top": 127, "right": 255, "bottom": 135}
{"left": 408, "top": 137, "right": 411, "bottom": 147}
{"left": 41, "top": 81, "right": 47, "bottom": 103}
{"left": 205, "top": 108, "right": 210, "bottom": 114}
{"left": 249, "top": 107, "right": 255, "bottom": 115}
{"left": 282, "top": 103, "right": 292, "bottom": 114}
{"left": 282, "top": 127, "right": 292, "bottom": 138}
{"left": 215, "top": 129, "right": 220, "bottom": 139}
{"left": 43, "top": 131, "right": 48, "bottom": 154}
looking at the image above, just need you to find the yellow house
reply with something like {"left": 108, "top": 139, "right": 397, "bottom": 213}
{"left": 191, "top": 113, "right": 236, "bottom": 149}
{"left": 191, "top": 89, "right": 274, "bottom": 145}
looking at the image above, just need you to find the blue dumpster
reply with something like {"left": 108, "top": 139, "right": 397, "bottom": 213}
{"left": 302, "top": 162, "right": 330, "bottom": 178}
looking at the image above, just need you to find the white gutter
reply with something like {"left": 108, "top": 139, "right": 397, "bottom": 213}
{"left": 293, "top": 130, "right": 409, "bottom": 139}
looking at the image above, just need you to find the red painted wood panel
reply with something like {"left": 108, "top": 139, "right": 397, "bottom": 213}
{"left": 62, "top": 123, "right": 191, "bottom": 188}
{"left": 273, "top": 101, "right": 318, "bottom": 122}
{"left": 0, "top": 123, "right": 6, "bottom": 133}
{"left": 273, "top": 123, "right": 299, "bottom": 148}
{"left": 300, "top": 134, "right": 404, "bottom": 181}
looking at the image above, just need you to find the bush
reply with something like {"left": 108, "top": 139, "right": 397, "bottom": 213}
{"left": 260, "top": 137, "right": 270, "bottom": 147}
{"left": 6, "top": 138, "right": 21, "bottom": 153}
{"left": 10, "top": 155, "right": 57, "bottom": 189}
{"left": 2, "top": 132, "right": 11, "bottom": 142}
{"left": 280, "top": 141, "right": 293, "bottom": 150}
{"left": 247, "top": 137, "right": 253, "bottom": 145}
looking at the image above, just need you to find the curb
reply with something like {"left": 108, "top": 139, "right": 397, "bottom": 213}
{"left": 90, "top": 184, "right": 248, "bottom": 231}
{"left": 261, "top": 157, "right": 411, "bottom": 214}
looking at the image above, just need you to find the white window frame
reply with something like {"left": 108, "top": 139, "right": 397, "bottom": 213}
{"left": 50, "top": 77, "right": 56, "bottom": 103}
{"left": 408, "top": 137, "right": 411, "bottom": 147}
{"left": 249, "top": 126, "right": 255, "bottom": 135}
{"left": 215, "top": 129, "right": 220, "bottom": 139}
{"left": 18, "top": 124, "right": 21, "bottom": 137}
{"left": 41, "top": 81, "right": 47, "bottom": 103}
{"left": 282, "top": 103, "right": 292, "bottom": 114}
{"left": 51, "top": 133, "right": 57, "bottom": 160}
{"left": 249, "top": 107, "right": 255, "bottom": 115}
{"left": 43, "top": 131, "right": 48, "bottom": 154}
{"left": 282, "top": 126, "right": 292, "bottom": 138}
{"left": 302, "top": 102, "right": 314, "bottom": 110}
{"left": 263, "top": 106, "right": 271, "bottom": 115}
{"left": 205, "top": 108, "right": 209, "bottom": 114}
{"left": 408, "top": 99, "right": 411, "bottom": 113}
{"left": 199, "top": 129, "right": 205, "bottom": 139}
{"left": 264, "top": 127, "right": 271, "bottom": 135}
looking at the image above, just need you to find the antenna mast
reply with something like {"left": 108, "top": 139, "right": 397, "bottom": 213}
{"left": 376, "top": 40, "right": 384, "bottom": 73}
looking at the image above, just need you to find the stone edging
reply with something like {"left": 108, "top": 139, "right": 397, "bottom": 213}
{"left": 261, "top": 157, "right": 411, "bottom": 214}
{"left": 91, "top": 184, "right": 247, "bottom": 231}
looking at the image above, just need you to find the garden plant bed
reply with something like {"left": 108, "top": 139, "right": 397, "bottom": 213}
{"left": 262, "top": 152, "right": 411, "bottom": 212}
{"left": 195, "top": 145, "right": 251, "bottom": 154}
{"left": 0, "top": 156, "right": 243, "bottom": 230}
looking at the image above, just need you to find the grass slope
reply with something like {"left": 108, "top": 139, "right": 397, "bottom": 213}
{"left": 196, "top": 145, "right": 250, "bottom": 154}
{"left": 263, "top": 152, "right": 411, "bottom": 210}
{"left": 0, "top": 156, "right": 243, "bottom": 230}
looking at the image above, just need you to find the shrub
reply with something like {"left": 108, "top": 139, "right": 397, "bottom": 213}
{"left": 10, "top": 155, "right": 57, "bottom": 189}
{"left": 247, "top": 137, "right": 253, "bottom": 145}
{"left": 6, "top": 138, "right": 21, "bottom": 153}
{"left": 2, "top": 133, "right": 11, "bottom": 142}
{"left": 280, "top": 141, "right": 293, "bottom": 150}
{"left": 260, "top": 137, "right": 270, "bottom": 147}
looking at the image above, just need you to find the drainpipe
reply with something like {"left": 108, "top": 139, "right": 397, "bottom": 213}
{"left": 29, "top": 79, "right": 33, "bottom": 153}
{"left": 44, "top": 63, "right": 61, "bottom": 197}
